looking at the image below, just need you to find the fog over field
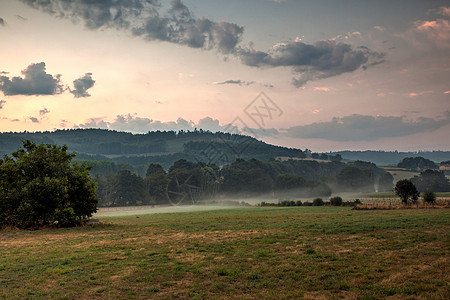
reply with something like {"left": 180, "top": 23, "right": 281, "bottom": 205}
{"left": 95, "top": 204, "right": 240, "bottom": 217}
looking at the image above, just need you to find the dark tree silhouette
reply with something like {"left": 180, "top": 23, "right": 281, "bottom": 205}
{"left": 394, "top": 179, "right": 419, "bottom": 205}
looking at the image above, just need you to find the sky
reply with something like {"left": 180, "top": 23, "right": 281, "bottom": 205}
{"left": 0, "top": 0, "right": 449, "bottom": 152}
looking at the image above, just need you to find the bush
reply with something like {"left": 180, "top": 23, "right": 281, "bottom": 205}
{"left": 422, "top": 190, "right": 436, "bottom": 204}
{"left": 278, "top": 200, "right": 300, "bottom": 207}
{"left": 330, "top": 196, "right": 343, "bottom": 206}
{"left": 0, "top": 141, "right": 99, "bottom": 229}
{"left": 312, "top": 198, "right": 324, "bottom": 206}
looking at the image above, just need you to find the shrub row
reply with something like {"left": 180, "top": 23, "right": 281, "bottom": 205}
{"left": 260, "top": 197, "right": 360, "bottom": 207}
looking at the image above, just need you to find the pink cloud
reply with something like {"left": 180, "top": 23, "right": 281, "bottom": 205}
{"left": 413, "top": 11, "right": 450, "bottom": 49}
{"left": 408, "top": 90, "right": 434, "bottom": 97}
{"left": 437, "top": 6, "right": 450, "bottom": 17}
{"left": 373, "top": 26, "right": 385, "bottom": 32}
{"left": 313, "top": 87, "right": 330, "bottom": 92}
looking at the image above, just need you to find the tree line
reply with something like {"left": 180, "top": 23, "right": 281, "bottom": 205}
{"left": 95, "top": 157, "right": 396, "bottom": 207}
{"left": 2, "top": 141, "right": 448, "bottom": 229}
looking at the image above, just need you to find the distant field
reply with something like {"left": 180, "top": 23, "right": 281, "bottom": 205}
{"left": 385, "top": 169, "right": 418, "bottom": 182}
{"left": 1, "top": 207, "right": 449, "bottom": 299}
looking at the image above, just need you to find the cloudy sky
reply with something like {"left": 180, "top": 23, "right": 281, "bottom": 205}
{"left": 0, "top": 0, "right": 449, "bottom": 151}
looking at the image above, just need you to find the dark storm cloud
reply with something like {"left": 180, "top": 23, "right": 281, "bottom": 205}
{"left": 20, "top": 0, "right": 155, "bottom": 30}
{"left": 239, "top": 40, "right": 385, "bottom": 87}
{"left": 70, "top": 73, "right": 95, "bottom": 98}
{"left": 282, "top": 113, "right": 450, "bottom": 141}
{"left": 0, "top": 62, "right": 64, "bottom": 96}
{"left": 129, "top": 0, "right": 244, "bottom": 54}
{"left": 22, "top": 0, "right": 383, "bottom": 86}
{"left": 21, "top": 0, "right": 244, "bottom": 54}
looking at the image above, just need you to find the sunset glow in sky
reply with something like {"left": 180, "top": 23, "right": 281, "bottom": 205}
{"left": 1, "top": 0, "right": 449, "bottom": 151}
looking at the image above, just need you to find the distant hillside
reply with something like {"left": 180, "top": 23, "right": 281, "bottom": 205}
{"left": 333, "top": 150, "right": 450, "bottom": 166}
{"left": 0, "top": 129, "right": 305, "bottom": 172}
{"left": 2, "top": 129, "right": 449, "bottom": 172}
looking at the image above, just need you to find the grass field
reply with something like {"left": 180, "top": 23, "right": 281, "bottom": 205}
{"left": 1, "top": 207, "right": 449, "bottom": 299}
{"left": 384, "top": 169, "right": 418, "bottom": 183}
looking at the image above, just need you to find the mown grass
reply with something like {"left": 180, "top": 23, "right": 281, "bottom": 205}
{"left": 1, "top": 207, "right": 449, "bottom": 299}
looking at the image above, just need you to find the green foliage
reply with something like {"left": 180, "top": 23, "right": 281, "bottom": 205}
{"left": 221, "top": 159, "right": 273, "bottom": 195}
{"left": 94, "top": 156, "right": 398, "bottom": 206}
{"left": 274, "top": 174, "right": 331, "bottom": 198}
{"left": 337, "top": 166, "right": 375, "bottom": 192}
{"left": 144, "top": 163, "right": 169, "bottom": 204}
{"left": 394, "top": 179, "right": 419, "bottom": 205}
{"left": 0, "top": 141, "right": 98, "bottom": 228}
{"left": 312, "top": 198, "right": 324, "bottom": 206}
{"left": 329, "top": 154, "right": 343, "bottom": 161}
{"left": 329, "top": 196, "right": 343, "bottom": 206}
{"left": 334, "top": 150, "right": 449, "bottom": 166}
{"left": 397, "top": 157, "right": 438, "bottom": 171}
{"left": 411, "top": 170, "right": 450, "bottom": 192}
{"left": 97, "top": 170, "right": 152, "bottom": 207}
{"left": 145, "top": 171, "right": 169, "bottom": 204}
{"left": 422, "top": 190, "right": 436, "bottom": 204}
{"left": 146, "top": 163, "right": 165, "bottom": 177}
{"left": 261, "top": 200, "right": 303, "bottom": 206}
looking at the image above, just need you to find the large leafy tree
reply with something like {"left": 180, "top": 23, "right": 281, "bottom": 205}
{"left": 97, "top": 170, "right": 151, "bottom": 207}
{"left": 0, "top": 141, "right": 99, "bottom": 229}
{"left": 411, "top": 170, "right": 450, "bottom": 192}
{"left": 146, "top": 163, "right": 165, "bottom": 177}
{"left": 144, "top": 165, "right": 169, "bottom": 204}
{"left": 337, "top": 166, "right": 374, "bottom": 192}
{"left": 394, "top": 179, "right": 419, "bottom": 205}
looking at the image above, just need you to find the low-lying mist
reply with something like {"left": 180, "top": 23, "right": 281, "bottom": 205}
{"left": 95, "top": 203, "right": 241, "bottom": 217}
{"left": 94, "top": 191, "right": 370, "bottom": 218}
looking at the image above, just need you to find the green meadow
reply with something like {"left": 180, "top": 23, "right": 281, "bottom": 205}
{"left": 1, "top": 207, "right": 449, "bottom": 299}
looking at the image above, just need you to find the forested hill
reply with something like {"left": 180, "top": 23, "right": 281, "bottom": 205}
{"left": 332, "top": 150, "right": 450, "bottom": 166}
{"left": 0, "top": 129, "right": 305, "bottom": 169}
{"left": 2, "top": 130, "right": 449, "bottom": 172}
